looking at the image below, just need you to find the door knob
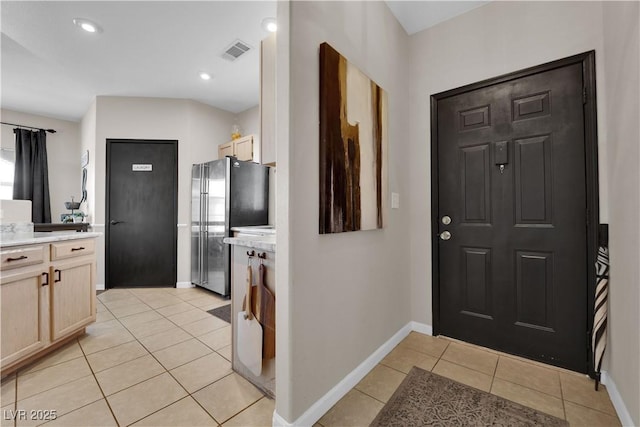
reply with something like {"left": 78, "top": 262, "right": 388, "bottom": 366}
{"left": 441, "top": 215, "right": 452, "bottom": 225}
{"left": 440, "top": 231, "right": 452, "bottom": 241}
{"left": 110, "top": 220, "right": 123, "bottom": 225}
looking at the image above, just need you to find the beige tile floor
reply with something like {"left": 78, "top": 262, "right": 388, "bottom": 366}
{"left": 318, "top": 332, "right": 622, "bottom": 427}
{"left": 1, "top": 287, "right": 274, "bottom": 427}
{"left": 1, "top": 290, "right": 623, "bottom": 427}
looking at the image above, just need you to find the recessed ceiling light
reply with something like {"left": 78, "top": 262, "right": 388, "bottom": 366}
{"left": 199, "top": 72, "right": 212, "bottom": 81}
{"left": 73, "top": 18, "right": 102, "bottom": 33}
{"left": 262, "top": 17, "right": 277, "bottom": 33}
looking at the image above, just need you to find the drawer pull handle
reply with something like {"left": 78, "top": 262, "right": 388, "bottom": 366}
{"left": 42, "top": 272, "right": 49, "bottom": 287}
{"left": 71, "top": 247, "right": 85, "bottom": 252}
{"left": 54, "top": 269, "right": 61, "bottom": 283}
{"left": 6, "top": 255, "right": 28, "bottom": 262}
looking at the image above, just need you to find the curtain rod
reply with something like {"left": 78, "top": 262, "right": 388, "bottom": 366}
{"left": 1, "top": 121, "right": 56, "bottom": 134}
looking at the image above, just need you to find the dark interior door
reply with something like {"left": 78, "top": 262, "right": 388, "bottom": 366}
{"left": 435, "top": 63, "right": 589, "bottom": 372}
{"left": 107, "top": 140, "right": 177, "bottom": 288}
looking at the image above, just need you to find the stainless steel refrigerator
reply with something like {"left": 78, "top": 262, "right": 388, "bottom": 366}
{"left": 191, "top": 157, "right": 269, "bottom": 296}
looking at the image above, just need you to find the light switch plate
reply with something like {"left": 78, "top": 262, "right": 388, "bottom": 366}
{"left": 391, "top": 192, "right": 400, "bottom": 209}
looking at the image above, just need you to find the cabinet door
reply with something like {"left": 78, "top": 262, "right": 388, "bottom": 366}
{"left": 1, "top": 268, "right": 49, "bottom": 367}
{"left": 218, "top": 142, "right": 234, "bottom": 159}
{"left": 234, "top": 136, "right": 253, "bottom": 161}
{"left": 50, "top": 257, "right": 96, "bottom": 341}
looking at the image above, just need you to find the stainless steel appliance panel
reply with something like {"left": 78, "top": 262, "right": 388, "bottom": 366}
{"left": 203, "top": 159, "right": 228, "bottom": 295}
{"left": 191, "top": 157, "right": 269, "bottom": 297}
{"left": 191, "top": 164, "right": 203, "bottom": 286}
{"left": 229, "top": 159, "right": 269, "bottom": 228}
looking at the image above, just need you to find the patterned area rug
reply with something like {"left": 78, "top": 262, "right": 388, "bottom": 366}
{"left": 371, "top": 367, "right": 568, "bottom": 427}
{"left": 207, "top": 304, "right": 231, "bottom": 323}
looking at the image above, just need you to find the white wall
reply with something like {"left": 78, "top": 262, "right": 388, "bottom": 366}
{"left": 89, "top": 96, "right": 235, "bottom": 286}
{"left": 278, "top": 1, "right": 411, "bottom": 422}
{"left": 602, "top": 2, "right": 640, "bottom": 424}
{"left": 1, "top": 109, "right": 82, "bottom": 221}
{"left": 408, "top": 0, "right": 609, "bottom": 326}
{"left": 235, "top": 105, "right": 260, "bottom": 139}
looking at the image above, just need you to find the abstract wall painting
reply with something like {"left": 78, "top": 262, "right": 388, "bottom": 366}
{"left": 319, "top": 42, "right": 387, "bottom": 234}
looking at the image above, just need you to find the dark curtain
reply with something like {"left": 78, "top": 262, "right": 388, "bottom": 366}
{"left": 13, "top": 129, "right": 51, "bottom": 223}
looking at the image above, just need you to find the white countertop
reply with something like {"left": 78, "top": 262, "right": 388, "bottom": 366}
{"left": 223, "top": 235, "right": 275, "bottom": 252}
{"left": 230, "top": 226, "right": 275, "bottom": 236}
{"left": 0, "top": 231, "right": 102, "bottom": 248}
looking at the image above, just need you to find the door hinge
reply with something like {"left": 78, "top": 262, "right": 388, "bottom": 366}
{"left": 583, "top": 87, "right": 587, "bottom": 104}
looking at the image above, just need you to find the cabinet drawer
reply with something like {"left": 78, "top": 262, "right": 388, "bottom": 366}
{"left": 1, "top": 245, "right": 46, "bottom": 271}
{"left": 51, "top": 239, "right": 95, "bottom": 261}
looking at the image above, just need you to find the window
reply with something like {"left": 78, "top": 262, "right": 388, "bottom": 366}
{"left": 0, "top": 148, "right": 15, "bottom": 200}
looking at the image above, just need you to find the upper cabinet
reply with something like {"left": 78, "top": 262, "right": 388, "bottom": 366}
{"left": 260, "top": 33, "right": 276, "bottom": 166}
{"left": 218, "top": 135, "right": 256, "bottom": 162}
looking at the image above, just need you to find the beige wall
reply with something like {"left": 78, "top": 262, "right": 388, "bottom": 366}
{"left": 80, "top": 101, "right": 97, "bottom": 221}
{"left": 235, "top": 105, "right": 260, "bottom": 139}
{"left": 87, "top": 96, "right": 235, "bottom": 286}
{"left": 408, "top": 0, "right": 609, "bottom": 326}
{"left": 602, "top": 2, "right": 640, "bottom": 424}
{"left": 1, "top": 109, "right": 82, "bottom": 221}
{"left": 279, "top": 1, "right": 411, "bottom": 421}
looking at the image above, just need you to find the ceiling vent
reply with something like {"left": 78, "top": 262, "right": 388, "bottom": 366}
{"left": 222, "top": 40, "right": 252, "bottom": 61}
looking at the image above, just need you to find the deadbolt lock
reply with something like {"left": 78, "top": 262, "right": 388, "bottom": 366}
{"left": 441, "top": 215, "right": 451, "bottom": 225}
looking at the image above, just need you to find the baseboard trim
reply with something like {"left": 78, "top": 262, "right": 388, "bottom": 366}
{"left": 176, "top": 281, "right": 194, "bottom": 289}
{"left": 601, "top": 371, "right": 635, "bottom": 426}
{"left": 272, "top": 321, "right": 433, "bottom": 426}
{"left": 96, "top": 283, "right": 105, "bottom": 291}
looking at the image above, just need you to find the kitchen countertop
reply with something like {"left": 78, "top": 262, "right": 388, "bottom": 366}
{"left": 230, "top": 226, "right": 275, "bottom": 236}
{"left": 223, "top": 235, "right": 276, "bottom": 252}
{"left": 0, "top": 231, "right": 102, "bottom": 248}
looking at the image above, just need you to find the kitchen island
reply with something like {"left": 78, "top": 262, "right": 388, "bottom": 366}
{"left": 1, "top": 231, "right": 101, "bottom": 376}
{"left": 224, "top": 228, "right": 276, "bottom": 397}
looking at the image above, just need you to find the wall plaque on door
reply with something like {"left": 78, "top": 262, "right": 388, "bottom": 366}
{"left": 319, "top": 42, "right": 388, "bottom": 234}
{"left": 132, "top": 164, "right": 152, "bottom": 172}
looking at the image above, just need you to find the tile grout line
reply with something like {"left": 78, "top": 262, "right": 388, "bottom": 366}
{"left": 352, "top": 386, "right": 388, "bottom": 406}
{"left": 98, "top": 291, "right": 184, "bottom": 426}
{"left": 488, "top": 355, "right": 499, "bottom": 394}
{"left": 76, "top": 335, "right": 122, "bottom": 426}
{"left": 558, "top": 371, "right": 568, "bottom": 421}
{"left": 106, "top": 288, "right": 236, "bottom": 426}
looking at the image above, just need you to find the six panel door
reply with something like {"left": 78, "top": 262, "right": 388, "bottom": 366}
{"left": 436, "top": 63, "right": 588, "bottom": 372}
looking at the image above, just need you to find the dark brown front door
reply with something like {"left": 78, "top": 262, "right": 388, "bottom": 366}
{"left": 433, "top": 59, "right": 593, "bottom": 372}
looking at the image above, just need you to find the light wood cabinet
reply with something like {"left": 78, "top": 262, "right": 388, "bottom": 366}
{"left": 50, "top": 257, "right": 95, "bottom": 341}
{"left": 218, "top": 135, "right": 256, "bottom": 162}
{"left": 0, "top": 238, "right": 96, "bottom": 375}
{"left": 218, "top": 142, "right": 234, "bottom": 159}
{"left": 260, "top": 33, "right": 276, "bottom": 166}
{"left": 0, "top": 265, "right": 50, "bottom": 367}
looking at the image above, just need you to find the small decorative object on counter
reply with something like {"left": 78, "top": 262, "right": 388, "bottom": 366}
{"left": 231, "top": 124, "right": 242, "bottom": 140}
{"left": 62, "top": 196, "right": 85, "bottom": 223}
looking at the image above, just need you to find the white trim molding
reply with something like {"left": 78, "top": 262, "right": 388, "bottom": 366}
{"left": 176, "top": 281, "right": 195, "bottom": 289}
{"left": 273, "top": 322, "right": 432, "bottom": 426}
{"left": 96, "top": 283, "right": 105, "bottom": 291}
{"left": 601, "top": 371, "right": 635, "bottom": 426}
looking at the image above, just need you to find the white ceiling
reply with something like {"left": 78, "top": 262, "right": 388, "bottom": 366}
{"left": 1, "top": 1, "right": 276, "bottom": 122}
{"left": 386, "top": 1, "right": 489, "bottom": 35}
{"left": 1, "top": 1, "right": 487, "bottom": 123}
